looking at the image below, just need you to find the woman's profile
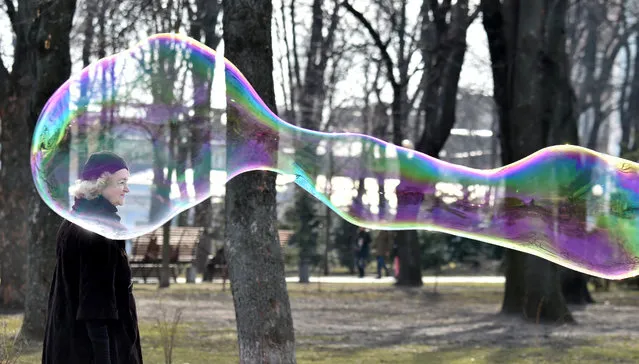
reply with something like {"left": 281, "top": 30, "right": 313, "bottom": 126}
{"left": 42, "top": 151, "right": 143, "bottom": 364}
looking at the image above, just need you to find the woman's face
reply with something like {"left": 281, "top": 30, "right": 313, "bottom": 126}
{"left": 102, "top": 168, "right": 130, "bottom": 206}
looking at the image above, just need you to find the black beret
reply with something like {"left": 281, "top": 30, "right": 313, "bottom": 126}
{"left": 81, "top": 151, "right": 128, "bottom": 181}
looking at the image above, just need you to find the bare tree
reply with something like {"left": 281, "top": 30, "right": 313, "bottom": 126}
{"left": 288, "top": 0, "right": 343, "bottom": 283}
{"left": 20, "top": 0, "right": 77, "bottom": 340}
{"left": 187, "top": 0, "right": 222, "bottom": 273}
{"left": 398, "top": 0, "right": 479, "bottom": 287}
{"left": 567, "top": 0, "right": 637, "bottom": 150}
{"left": 224, "top": 0, "right": 297, "bottom": 362}
{"left": 342, "top": 0, "right": 422, "bottom": 285}
{"left": 481, "top": 0, "right": 575, "bottom": 323}
{"left": 343, "top": 0, "right": 478, "bottom": 286}
{"left": 0, "top": 0, "right": 47, "bottom": 309}
{"left": 621, "top": 32, "right": 639, "bottom": 158}
{"left": 342, "top": 0, "right": 419, "bottom": 145}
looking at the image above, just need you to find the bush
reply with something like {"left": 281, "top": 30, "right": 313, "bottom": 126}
{"left": 0, "top": 320, "right": 23, "bottom": 364}
{"left": 418, "top": 231, "right": 501, "bottom": 271}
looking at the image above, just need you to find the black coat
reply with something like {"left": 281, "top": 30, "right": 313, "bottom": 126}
{"left": 356, "top": 230, "right": 372, "bottom": 258}
{"left": 43, "top": 196, "right": 143, "bottom": 364}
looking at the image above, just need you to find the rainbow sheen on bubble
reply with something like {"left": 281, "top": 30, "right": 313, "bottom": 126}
{"left": 31, "top": 33, "right": 639, "bottom": 279}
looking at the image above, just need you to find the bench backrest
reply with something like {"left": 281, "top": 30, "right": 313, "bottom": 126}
{"left": 278, "top": 229, "right": 294, "bottom": 246}
{"left": 130, "top": 226, "right": 204, "bottom": 263}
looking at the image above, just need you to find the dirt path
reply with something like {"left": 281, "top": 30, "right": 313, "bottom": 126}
{"left": 134, "top": 284, "right": 639, "bottom": 351}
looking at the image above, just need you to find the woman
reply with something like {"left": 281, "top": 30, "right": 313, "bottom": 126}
{"left": 43, "top": 151, "right": 143, "bottom": 364}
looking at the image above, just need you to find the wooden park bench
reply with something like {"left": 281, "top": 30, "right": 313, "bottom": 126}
{"left": 201, "top": 229, "right": 294, "bottom": 290}
{"left": 278, "top": 229, "right": 293, "bottom": 246}
{"left": 129, "top": 226, "right": 205, "bottom": 283}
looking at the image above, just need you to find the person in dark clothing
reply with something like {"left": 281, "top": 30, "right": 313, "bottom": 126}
{"left": 355, "top": 227, "right": 372, "bottom": 278}
{"left": 43, "top": 151, "right": 143, "bottom": 364}
{"left": 374, "top": 230, "right": 394, "bottom": 278}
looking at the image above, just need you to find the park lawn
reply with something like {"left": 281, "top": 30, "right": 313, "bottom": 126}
{"left": 3, "top": 315, "right": 639, "bottom": 364}
{"left": 2, "top": 283, "right": 639, "bottom": 363}
{"left": 131, "top": 280, "right": 507, "bottom": 304}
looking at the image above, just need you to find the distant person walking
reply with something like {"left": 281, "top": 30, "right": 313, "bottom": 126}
{"left": 392, "top": 240, "right": 400, "bottom": 279}
{"left": 374, "top": 230, "right": 394, "bottom": 278}
{"left": 356, "top": 227, "right": 372, "bottom": 278}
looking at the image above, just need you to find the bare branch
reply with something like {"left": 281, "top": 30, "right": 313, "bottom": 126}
{"left": 4, "top": 0, "right": 16, "bottom": 33}
{"left": 290, "top": 0, "right": 302, "bottom": 90}
{"left": 0, "top": 0, "right": 12, "bottom": 92}
{"left": 0, "top": 56, "right": 8, "bottom": 99}
{"left": 342, "top": 0, "right": 397, "bottom": 87}
{"left": 468, "top": 4, "right": 481, "bottom": 25}
{"left": 320, "top": 0, "right": 341, "bottom": 70}
{"left": 429, "top": 0, "right": 449, "bottom": 32}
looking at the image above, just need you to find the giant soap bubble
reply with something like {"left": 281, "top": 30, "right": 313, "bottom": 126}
{"left": 31, "top": 33, "right": 639, "bottom": 279}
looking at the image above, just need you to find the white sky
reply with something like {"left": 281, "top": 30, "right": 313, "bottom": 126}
{"left": 270, "top": 0, "right": 493, "bottom": 108}
{"left": 0, "top": 0, "right": 492, "bottom": 108}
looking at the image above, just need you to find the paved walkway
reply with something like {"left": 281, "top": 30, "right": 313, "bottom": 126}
{"left": 140, "top": 275, "right": 505, "bottom": 285}
{"left": 284, "top": 275, "right": 505, "bottom": 284}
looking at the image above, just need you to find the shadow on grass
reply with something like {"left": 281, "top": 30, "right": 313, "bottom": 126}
{"left": 484, "top": 338, "right": 639, "bottom": 364}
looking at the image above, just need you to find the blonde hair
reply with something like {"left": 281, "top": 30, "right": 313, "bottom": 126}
{"left": 70, "top": 172, "right": 113, "bottom": 200}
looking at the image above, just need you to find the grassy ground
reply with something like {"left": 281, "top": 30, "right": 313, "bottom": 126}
{"left": 3, "top": 282, "right": 639, "bottom": 363}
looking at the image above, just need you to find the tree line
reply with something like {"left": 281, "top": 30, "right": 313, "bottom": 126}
{"left": 0, "top": 0, "right": 638, "bottom": 362}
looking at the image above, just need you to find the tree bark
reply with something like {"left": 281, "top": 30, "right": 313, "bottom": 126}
{"left": 76, "top": 0, "right": 95, "bottom": 168}
{"left": 626, "top": 33, "right": 639, "bottom": 154}
{"left": 394, "top": 0, "right": 477, "bottom": 287}
{"left": 571, "top": 1, "right": 633, "bottom": 151}
{"left": 542, "top": 0, "right": 592, "bottom": 306}
{"left": 343, "top": 0, "right": 418, "bottom": 284}
{"left": 17, "top": 0, "right": 76, "bottom": 339}
{"left": 159, "top": 222, "right": 171, "bottom": 288}
{"left": 186, "top": 0, "right": 221, "bottom": 272}
{"left": 481, "top": 0, "right": 574, "bottom": 323}
{"left": 294, "top": 0, "right": 341, "bottom": 283}
{"left": 224, "top": 1, "right": 296, "bottom": 362}
{"left": 0, "top": 0, "right": 41, "bottom": 309}
{"left": 560, "top": 269, "right": 595, "bottom": 305}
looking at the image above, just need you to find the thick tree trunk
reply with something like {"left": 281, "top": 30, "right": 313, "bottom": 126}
{"left": 159, "top": 222, "right": 171, "bottom": 288}
{"left": 0, "top": 103, "right": 30, "bottom": 309}
{"left": 394, "top": 169, "right": 423, "bottom": 287}
{"left": 627, "top": 33, "right": 639, "bottom": 153}
{"left": 394, "top": 230, "right": 423, "bottom": 286}
{"left": 501, "top": 253, "right": 572, "bottom": 323}
{"left": 482, "top": 0, "right": 574, "bottom": 323}
{"left": 293, "top": 0, "right": 340, "bottom": 283}
{"left": 22, "top": 203, "right": 63, "bottom": 339}
{"left": 393, "top": 0, "right": 475, "bottom": 287}
{"left": 560, "top": 269, "right": 595, "bottom": 305}
{"left": 0, "top": 0, "right": 42, "bottom": 310}
{"left": 541, "top": 3, "right": 592, "bottom": 306}
{"left": 188, "top": 0, "right": 220, "bottom": 273}
{"left": 19, "top": 0, "right": 76, "bottom": 339}
{"left": 224, "top": 1, "right": 296, "bottom": 362}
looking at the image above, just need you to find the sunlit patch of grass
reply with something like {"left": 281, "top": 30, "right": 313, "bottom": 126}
{"left": 0, "top": 315, "right": 22, "bottom": 364}
{"left": 4, "top": 314, "right": 639, "bottom": 364}
{"left": 6, "top": 281, "right": 639, "bottom": 364}
{"left": 138, "top": 321, "right": 238, "bottom": 363}
{"left": 0, "top": 315, "right": 42, "bottom": 364}
{"left": 295, "top": 339, "right": 639, "bottom": 364}
{"left": 591, "top": 288, "right": 639, "bottom": 307}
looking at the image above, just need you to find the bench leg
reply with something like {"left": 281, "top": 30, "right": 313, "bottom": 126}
{"left": 172, "top": 266, "right": 179, "bottom": 283}
{"left": 222, "top": 267, "right": 228, "bottom": 292}
{"left": 141, "top": 267, "right": 149, "bottom": 284}
{"left": 155, "top": 264, "right": 161, "bottom": 283}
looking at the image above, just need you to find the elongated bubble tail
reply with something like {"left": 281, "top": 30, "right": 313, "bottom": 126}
{"left": 30, "top": 33, "right": 639, "bottom": 279}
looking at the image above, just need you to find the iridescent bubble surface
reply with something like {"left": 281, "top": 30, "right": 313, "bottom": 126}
{"left": 31, "top": 33, "right": 639, "bottom": 279}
